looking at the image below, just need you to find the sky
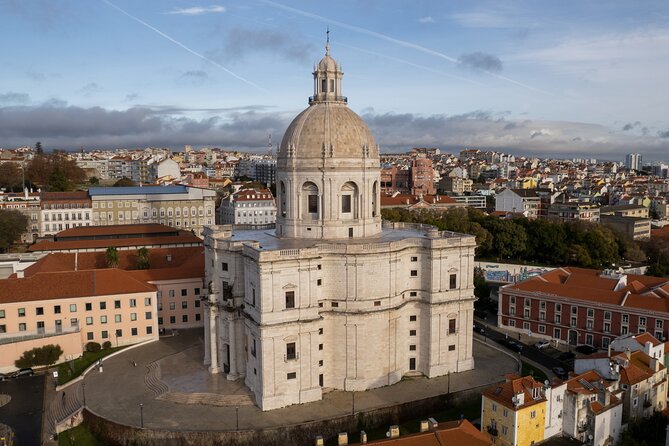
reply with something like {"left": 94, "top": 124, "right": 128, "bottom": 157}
{"left": 1, "top": 0, "right": 669, "bottom": 161}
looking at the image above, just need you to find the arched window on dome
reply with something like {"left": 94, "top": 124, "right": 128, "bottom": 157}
{"left": 301, "top": 182, "right": 319, "bottom": 221}
{"left": 340, "top": 182, "right": 359, "bottom": 219}
{"left": 280, "top": 181, "right": 287, "bottom": 217}
{"left": 321, "top": 79, "right": 326, "bottom": 94}
{"left": 372, "top": 181, "right": 379, "bottom": 218}
{"left": 329, "top": 79, "right": 334, "bottom": 92}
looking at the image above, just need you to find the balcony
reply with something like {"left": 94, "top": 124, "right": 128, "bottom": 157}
{"left": 486, "top": 426, "right": 498, "bottom": 436}
{"left": 284, "top": 352, "right": 300, "bottom": 362}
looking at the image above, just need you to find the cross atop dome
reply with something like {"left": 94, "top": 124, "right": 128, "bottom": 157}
{"left": 325, "top": 27, "right": 330, "bottom": 56}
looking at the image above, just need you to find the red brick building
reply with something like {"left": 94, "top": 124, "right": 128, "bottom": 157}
{"left": 498, "top": 267, "right": 669, "bottom": 349}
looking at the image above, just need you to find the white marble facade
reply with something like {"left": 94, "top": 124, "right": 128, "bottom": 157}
{"left": 203, "top": 38, "right": 476, "bottom": 411}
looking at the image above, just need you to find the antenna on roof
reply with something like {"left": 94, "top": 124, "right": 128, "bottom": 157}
{"left": 267, "top": 133, "right": 273, "bottom": 157}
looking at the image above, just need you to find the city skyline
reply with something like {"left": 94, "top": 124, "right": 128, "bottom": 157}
{"left": 1, "top": 0, "right": 669, "bottom": 160}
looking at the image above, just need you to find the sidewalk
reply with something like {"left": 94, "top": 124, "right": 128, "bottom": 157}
{"left": 80, "top": 329, "right": 519, "bottom": 431}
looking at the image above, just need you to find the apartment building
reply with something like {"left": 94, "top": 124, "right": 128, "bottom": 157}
{"left": 217, "top": 188, "right": 276, "bottom": 226}
{"left": 481, "top": 375, "right": 547, "bottom": 446}
{"left": 498, "top": 267, "right": 669, "bottom": 349}
{"left": 88, "top": 185, "right": 216, "bottom": 236}
{"left": 40, "top": 191, "right": 92, "bottom": 236}
{"left": 546, "top": 201, "right": 600, "bottom": 223}
{"left": 495, "top": 189, "right": 541, "bottom": 219}
{"left": 0, "top": 268, "right": 158, "bottom": 372}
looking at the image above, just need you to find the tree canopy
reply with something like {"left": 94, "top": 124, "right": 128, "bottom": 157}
{"left": 0, "top": 209, "right": 29, "bottom": 252}
{"left": 25, "top": 151, "right": 85, "bottom": 191}
{"left": 381, "top": 207, "right": 649, "bottom": 271}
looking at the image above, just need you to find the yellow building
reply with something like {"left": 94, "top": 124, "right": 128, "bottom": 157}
{"left": 481, "top": 375, "right": 546, "bottom": 446}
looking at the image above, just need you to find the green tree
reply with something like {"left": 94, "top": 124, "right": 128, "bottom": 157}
{"left": 47, "top": 165, "right": 70, "bottom": 191}
{"left": 483, "top": 218, "right": 528, "bottom": 260}
{"left": 105, "top": 247, "right": 119, "bottom": 268}
{"left": 0, "top": 209, "right": 29, "bottom": 252}
{"left": 113, "top": 177, "right": 136, "bottom": 187}
{"left": 35, "top": 141, "right": 43, "bottom": 155}
{"left": 137, "top": 247, "right": 150, "bottom": 270}
{"left": 88, "top": 176, "right": 100, "bottom": 185}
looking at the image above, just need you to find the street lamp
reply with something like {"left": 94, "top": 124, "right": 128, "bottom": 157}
{"left": 235, "top": 406, "right": 239, "bottom": 430}
{"left": 82, "top": 382, "right": 86, "bottom": 406}
{"left": 140, "top": 403, "right": 144, "bottom": 428}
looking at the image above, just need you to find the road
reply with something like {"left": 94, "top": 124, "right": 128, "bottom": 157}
{"left": 0, "top": 374, "right": 45, "bottom": 446}
{"left": 474, "top": 321, "right": 575, "bottom": 377}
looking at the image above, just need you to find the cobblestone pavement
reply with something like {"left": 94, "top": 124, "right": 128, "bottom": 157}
{"left": 82, "top": 329, "right": 518, "bottom": 431}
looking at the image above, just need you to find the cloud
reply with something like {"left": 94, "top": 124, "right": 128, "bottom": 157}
{"left": 216, "top": 28, "right": 315, "bottom": 63}
{"left": 0, "top": 92, "right": 30, "bottom": 105}
{"left": 458, "top": 52, "right": 503, "bottom": 73}
{"left": 418, "top": 16, "right": 434, "bottom": 24}
{"left": 530, "top": 129, "right": 551, "bottom": 139}
{"left": 179, "top": 70, "right": 210, "bottom": 85}
{"left": 1, "top": 103, "right": 668, "bottom": 160}
{"left": 621, "top": 121, "right": 641, "bottom": 131}
{"left": 124, "top": 93, "right": 139, "bottom": 102}
{"left": 165, "top": 5, "right": 226, "bottom": 15}
{"left": 78, "top": 83, "right": 101, "bottom": 97}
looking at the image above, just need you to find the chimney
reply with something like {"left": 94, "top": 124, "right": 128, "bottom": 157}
{"left": 314, "top": 436, "right": 324, "bottom": 446}
{"left": 388, "top": 426, "right": 400, "bottom": 439}
{"left": 420, "top": 420, "right": 430, "bottom": 432}
{"left": 650, "top": 356, "right": 660, "bottom": 372}
{"left": 337, "top": 433, "right": 348, "bottom": 446}
{"left": 625, "top": 348, "right": 631, "bottom": 359}
{"left": 360, "top": 431, "right": 367, "bottom": 444}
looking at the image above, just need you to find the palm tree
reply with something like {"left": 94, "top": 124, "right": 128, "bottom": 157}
{"left": 105, "top": 247, "right": 119, "bottom": 268}
{"left": 137, "top": 247, "right": 150, "bottom": 270}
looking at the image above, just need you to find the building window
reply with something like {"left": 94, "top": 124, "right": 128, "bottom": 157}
{"left": 170, "top": 316, "right": 176, "bottom": 324}
{"left": 145, "top": 312, "right": 152, "bottom": 320}
{"left": 449, "top": 274, "right": 457, "bottom": 289}
{"left": 410, "top": 270, "right": 418, "bottom": 277}
{"left": 54, "top": 305, "right": 61, "bottom": 314}
{"left": 530, "top": 410, "right": 536, "bottom": 419}
{"left": 604, "top": 322, "right": 611, "bottom": 333}
{"left": 308, "top": 195, "right": 318, "bottom": 213}
{"left": 114, "top": 300, "right": 121, "bottom": 309}
{"left": 602, "top": 337, "right": 610, "bottom": 348}
{"left": 587, "top": 308, "right": 594, "bottom": 318}
{"left": 19, "top": 323, "right": 26, "bottom": 331}
{"left": 409, "top": 345, "right": 416, "bottom": 351}
{"left": 130, "top": 299, "right": 136, "bottom": 308}
{"left": 409, "top": 358, "right": 416, "bottom": 370}
{"left": 510, "top": 307, "right": 516, "bottom": 316}
{"left": 36, "top": 307, "right": 44, "bottom": 315}
{"left": 585, "top": 334, "right": 593, "bottom": 345}
{"left": 169, "top": 302, "right": 175, "bottom": 310}
{"left": 70, "top": 304, "right": 77, "bottom": 312}
{"left": 182, "top": 315, "right": 188, "bottom": 323}
{"left": 147, "top": 326, "right": 153, "bottom": 334}
{"left": 448, "top": 318, "right": 456, "bottom": 334}
{"left": 100, "top": 315, "right": 107, "bottom": 324}
{"left": 523, "top": 322, "right": 530, "bottom": 330}
{"left": 538, "top": 325, "right": 545, "bottom": 334}
{"left": 570, "top": 317, "right": 577, "bottom": 327}
{"left": 341, "top": 195, "right": 351, "bottom": 213}
{"left": 448, "top": 344, "right": 456, "bottom": 351}
{"left": 285, "top": 291, "right": 295, "bottom": 309}
{"left": 540, "top": 301, "right": 546, "bottom": 310}
{"left": 287, "top": 372, "right": 297, "bottom": 380}
{"left": 332, "top": 302, "right": 339, "bottom": 308}
{"left": 86, "top": 317, "right": 93, "bottom": 325}
{"left": 132, "top": 328, "right": 138, "bottom": 336}
{"left": 622, "top": 314, "right": 629, "bottom": 323}
{"left": 571, "top": 306, "right": 577, "bottom": 315}
{"left": 539, "top": 311, "right": 546, "bottom": 321}
{"left": 318, "top": 343, "right": 323, "bottom": 350}
{"left": 622, "top": 325, "right": 629, "bottom": 335}
{"left": 604, "top": 311, "right": 611, "bottom": 321}
{"left": 510, "top": 296, "right": 516, "bottom": 305}
{"left": 524, "top": 308, "right": 530, "bottom": 318}
{"left": 554, "top": 328, "right": 561, "bottom": 339}
{"left": 410, "top": 330, "right": 417, "bottom": 336}
{"left": 317, "top": 279, "right": 322, "bottom": 286}
{"left": 286, "top": 342, "right": 296, "bottom": 360}
{"left": 410, "top": 315, "right": 417, "bottom": 322}
{"left": 145, "top": 298, "right": 151, "bottom": 306}
{"left": 411, "top": 256, "right": 418, "bottom": 262}
{"left": 101, "top": 330, "right": 108, "bottom": 339}
{"left": 182, "top": 301, "right": 188, "bottom": 309}
{"left": 0, "top": 310, "right": 5, "bottom": 319}
{"left": 586, "top": 320, "right": 593, "bottom": 330}
{"left": 639, "top": 317, "right": 646, "bottom": 326}
{"left": 181, "top": 289, "right": 187, "bottom": 297}
{"left": 525, "top": 298, "right": 531, "bottom": 308}
{"left": 555, "top": 303, "right": 561, "bottom": 312}
{"left": 657, "top": 320, "right": 664, "bottom": 329}
{"left": 99, "top": 302, "right": 106, "bottom": 310}
{"left": 87, "top": 332, "right": 94, "bottom": 340}
{"left": 555, "top": 314, "right": 561, "bottom": 324}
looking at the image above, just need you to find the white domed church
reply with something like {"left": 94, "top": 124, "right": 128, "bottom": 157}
{"left": 203, "top": 39, "right": 476, "bottom": 411}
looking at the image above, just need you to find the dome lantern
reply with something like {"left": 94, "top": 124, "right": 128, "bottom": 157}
{"left": 310, "top": 29, "right": 346, "bottom": 105}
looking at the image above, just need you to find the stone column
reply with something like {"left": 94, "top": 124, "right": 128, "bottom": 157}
{"left": 208, "top": 294, "right": 220, "bottom": 374}
{"left": 227, "top": 315, "right": 239, "bottom": 380}
{"left": 204, "top": 305, "right": 211, "bottom": 366}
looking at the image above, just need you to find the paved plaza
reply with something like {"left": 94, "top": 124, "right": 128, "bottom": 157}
{"left": 80, "top": 329, "right": 518, "bottom": 431}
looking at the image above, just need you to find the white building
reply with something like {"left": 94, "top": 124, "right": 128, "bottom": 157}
{"left": 625, "top": 153, "right": 642, "bottom": 171}
{"left": 203, "top": 39, "right": 476, "bottom": 411}
{"left": 495, "top": 188, "right": 540, "bottom": 218}
{"left": 217, "top": 188, "right": 276, "bottom": 226}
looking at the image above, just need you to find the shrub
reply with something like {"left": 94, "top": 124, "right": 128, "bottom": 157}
{"left": 85, "top": 342, "right": 101, "bottom": 353}
{"left": 102, "top": 341, "right": 112, "bottom": 350}
{"left": 14, "top": 344, "right": 63, "bottom": 368}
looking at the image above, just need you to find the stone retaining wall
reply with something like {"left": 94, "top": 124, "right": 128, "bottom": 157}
{"left": 84, "top": 383, "right": 492, "bottom": 446}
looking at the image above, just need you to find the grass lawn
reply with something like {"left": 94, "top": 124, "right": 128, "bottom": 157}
{"left": 58, "top": 424, "right": 106, "bottom": 446}
{"left": 521, "top": 361, "right": 548, "bottom": 382}
{"left": 57, "top": 347, "right": 125, "bottom": 385}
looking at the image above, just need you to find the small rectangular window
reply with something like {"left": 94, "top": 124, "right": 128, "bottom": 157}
{"left": 448, "top": 318, "right": 456, "bottom": 334}
{"left": 285, "top": 291, "right": 295, "bottom": 309}
{"left": 287, "top": 372, "right": 297, "bottom": 380}
{"left": 410, "top": 256, "right": 418, "bottom": 262}
{"left": 449, "top": 274, "right": 457, "bottom": 289}
{"left": 409, "top": 329, "right": 416, "bottom": 336}
{"left": 448, "top": 345, "right": 456, "bottom": 351}
{"left": 374, "top": 301, "right": 381, "bottom": 306}
{"left": 317, "top": 279, "right": 322, "bottom": 286}
{"left": 308, "top": 195, "right": 318, "bottom": 213}
{"left": 114, "top": 300, "right": 121, "bottom": 309}
{"left": 54, "top": 305, "right": 61, "bottom": 314}
{"left": 36, "top": 307, "right": 44, "bottom": 315}
{"left": 286, "top": 342, "right": 296, "bottom": 360}
{"left": 70, "top": 304, "right": 77, "bottom": 312}
{"left": 341, "top": 195, "right": 351, "bottom": 213}
{"left": 409, "top": 291, "right": 417, "bottom": 297}
{"left": 409, "top": 315, "right": 417, "bottom": 322}
{"left": 332, "top": 302, "right": 339, "bottom": 308}
{"left": 409, "top": 345, "right": 416, "bottom": 351}
{"left": 99, "top": 302, "right": 106, "bottom": 310}
{"left": 410, "top": 270, "right": 418, "bottom": 277}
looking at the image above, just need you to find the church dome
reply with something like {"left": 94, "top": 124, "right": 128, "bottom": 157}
{"left": 317, "top": 54, "right": 338, "bottom": 72}
{"left": 279, "top": 102, "right": 378, "bottom": 159}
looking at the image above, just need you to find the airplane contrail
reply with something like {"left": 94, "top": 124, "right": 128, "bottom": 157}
{"left": 102, "top": 0, "right": 264, "bottom": 91}
{"left": 338, "top": 43, "right": 489, "bottom": 88}
{"left": 261, "top": 0, "right": 548, "bottom": 94}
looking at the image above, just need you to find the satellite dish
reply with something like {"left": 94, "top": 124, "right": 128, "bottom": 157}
{"left": 386, "top": 432, "right": 390, "bottom": 438}
{"left": 544, "top": 380, "right": 550, "bottom": 387}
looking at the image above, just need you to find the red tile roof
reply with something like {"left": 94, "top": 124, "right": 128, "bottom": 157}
{"left": 29, "top": 233, "right": 202, "bottom": 252}
{"left": 348, "top": 419, "right": 491, "bottom": 446}
{"left": 54, "top": 223, "right": 179, "bottom": 238}
{"left": 233, "top": 189, "right": 274, "bottom": 202}
{"left": 0, "top": 269, "right": 155, "bottom": 303}
{"left": 506, "top": 267, "right": 669, "bottom": 313}
{"left": 482, "top": 375, "right": 546, "bottom": 410}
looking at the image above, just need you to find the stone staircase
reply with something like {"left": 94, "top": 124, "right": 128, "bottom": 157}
{"left": 158, "top": 391, "right": 255, "bottom": 407}
{"left": 45, "top": 382, "right": 83, "bottom": 438}
{"left": 144, "top": 362, "right": 169, "bottom": 397}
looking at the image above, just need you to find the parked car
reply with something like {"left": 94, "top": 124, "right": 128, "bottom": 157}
{"left": 507, "top": 341, "right": 523, "bottom": 353}
{"left": 473, "top": 323, "right": 486, "bottom": 334}
{"left": 14, "top": 368, "right": 34, "bottom": 378}
{"left": 0, "top": 372, "right": 11, "bottom": 381}
{"left": 575, "top": 345, "right": 598, "bottom": 355}
{"left": 533, "top": 340, "right": 550, "bottom": 349}
{"left": 552, "top": 366, "right": 568, "bottom": 379}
